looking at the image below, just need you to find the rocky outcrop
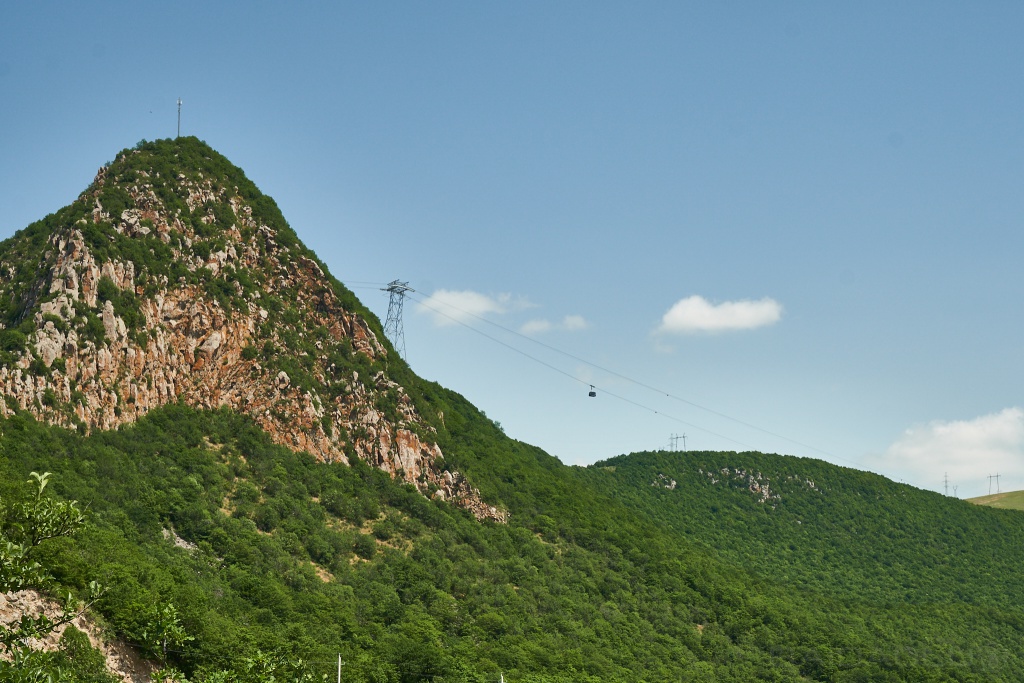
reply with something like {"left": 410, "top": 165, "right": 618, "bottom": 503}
{"left": 0, "top": 590, "right": 152, "bottom": 682}
{"left": 0, "top": 147, "right": 505, "bottom": 523}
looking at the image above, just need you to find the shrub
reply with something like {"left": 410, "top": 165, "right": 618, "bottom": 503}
{"left": 0, "top": 329, "right": 26, "bottom": 353}
{"left": 353, "top": 533, "right": 376, "bottom": 560}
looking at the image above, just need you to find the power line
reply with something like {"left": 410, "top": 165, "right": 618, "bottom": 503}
{"left": 414, "top": 296, "right": 753, "bottom": 448}
{"left": 408, "top": 290, "right": 837, "bottom": 460}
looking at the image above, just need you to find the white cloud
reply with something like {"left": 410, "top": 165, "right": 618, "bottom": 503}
{"left": 416, "top": 289, "right": 532, "bottom": 327}
{"left": 520, "top": 314, "right": 589, "bottom": 335}
{"left": 872, "top": 408, "right": 1024, "bottom": 497}
{"left": 657, "top": 295, "right": 782, "bottom": 334}
{"left": 520, "top": 319, "right": 552, "bottom": 335}
{"left": 561, "top": 315, "right": 589, "bottom": 331}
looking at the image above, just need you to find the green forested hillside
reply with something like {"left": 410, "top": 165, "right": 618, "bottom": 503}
{"left": 581, "top": 450, "right": 1024, "bottom": 606}
{"left": 4, "top": 403, "right": 1024, "bottom": 681}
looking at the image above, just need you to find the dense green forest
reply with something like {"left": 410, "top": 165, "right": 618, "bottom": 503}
{"left": 581, "top": 450, "right": 1024, "bottom": 605}
{"left": 3, "top": 402, "right": 1024, "bottom": 681}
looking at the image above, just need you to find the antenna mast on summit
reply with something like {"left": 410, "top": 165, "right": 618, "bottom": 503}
{"left": 177, "top": 97, "right": 182, "bottom": 138}
{"left": 382, "top": 280, "right": 414, "bottom": 360}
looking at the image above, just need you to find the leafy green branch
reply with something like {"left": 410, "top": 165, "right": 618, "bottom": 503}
{"left": 0, "top": 472, "right": 105, "bottom": 680}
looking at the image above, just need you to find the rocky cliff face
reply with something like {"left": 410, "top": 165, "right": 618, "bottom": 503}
{"left": 0, "top": 138, "right": 504, "bottom": 522}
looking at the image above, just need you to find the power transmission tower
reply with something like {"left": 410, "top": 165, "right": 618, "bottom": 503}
{"left": 177, "top": 98, "right": 182, "bottom": 138}
{"left": 669, "top": 433, "right": 688, "bottom": 452}
{"left": 944, "top": 472, "right": 949, "bottom": 496}
{"left": 382, "top": 280, "right": 414, "bottom": 360}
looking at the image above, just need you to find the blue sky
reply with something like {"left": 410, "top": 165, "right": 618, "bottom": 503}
{"left": 2, "top": 2, "right": 1022, "bottom": 498}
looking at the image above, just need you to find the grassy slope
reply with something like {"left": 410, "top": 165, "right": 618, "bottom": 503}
{"left": 968, "top": 490, "right": 1024, "bottom": 511}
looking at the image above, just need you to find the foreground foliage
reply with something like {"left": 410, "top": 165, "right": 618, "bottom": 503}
{"left": 0, "top": 472, "right": 113, "bottom": 682}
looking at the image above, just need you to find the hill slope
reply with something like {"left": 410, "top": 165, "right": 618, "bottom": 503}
{"left": 10, "top": 407, "right": 1024, "bottom": 682}
{"left": 968, "top": 490, "right": 1024, "bottom": 510}
{"left": 583, "top": 450, "right": 1024, "bottom": 605}
{"left": 3, "top": 138, "right": 1024, "bottom": 682}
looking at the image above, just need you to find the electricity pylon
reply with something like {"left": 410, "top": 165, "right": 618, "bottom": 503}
{"left": 382, "top": 280, "right": 414, "bottom": 359}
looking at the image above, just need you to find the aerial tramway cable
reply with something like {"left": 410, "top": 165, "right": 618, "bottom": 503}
{"left": 341, "top": 280, "right": 849, "bottom": 461}
{"left": 407, "top": 290, "right": 839, "bottom": 461}
{"left": 411, "top": 294, "right": 755, "bottom": 449}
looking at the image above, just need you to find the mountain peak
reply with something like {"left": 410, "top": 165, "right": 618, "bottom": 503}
{"left": 0, "top": 138, "right": 504, "bottom": 521}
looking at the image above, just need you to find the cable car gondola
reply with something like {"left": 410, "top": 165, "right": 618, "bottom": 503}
{"left": 588, "top": 385, "right": 596, "bottom": 398}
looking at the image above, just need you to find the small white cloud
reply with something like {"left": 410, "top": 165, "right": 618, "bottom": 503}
{"left": 494, "top": 292, "right": 535, "bottom": 311}
{"left": 561, "top": 315, "right": 588, "bottom": 331}
{"left": 417, "top": 289, "right": 534, "bottom": 326}
{"left": 417, "top": 289, "right": 506, "bottom": 326}
{"left": 657, "top": 295, "right": 782, "bottom": 334}
{"left": 873, "top": 408, "right": 1024, "bottom": 496}
{"left": 520, "top": 314, "right": 589, "bottom": 335}
{"left": 520, "top": 319, "right": 552, "bottom": 335}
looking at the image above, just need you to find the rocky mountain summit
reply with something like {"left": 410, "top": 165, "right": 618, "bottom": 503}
{"left": 0, "top": 137, "right": 503, "bottom": 521}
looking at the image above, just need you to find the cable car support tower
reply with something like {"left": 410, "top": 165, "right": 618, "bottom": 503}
{"left": 382, "top": 280, "right": 414, "bottom": 360}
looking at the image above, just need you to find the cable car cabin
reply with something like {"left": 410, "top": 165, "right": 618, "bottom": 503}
{"left": 588, "top": 385, "right": 597, "bottom": 397}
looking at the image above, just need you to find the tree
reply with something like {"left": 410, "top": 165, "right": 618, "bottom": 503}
{"left": 141, "top": 602, "right": 193, "bottom": 665}
{"left": 0, "top": 472, "right": 103, "bottom": 681}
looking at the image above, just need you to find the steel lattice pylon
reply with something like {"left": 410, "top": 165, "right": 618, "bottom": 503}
{"left": 382, "top": 280, "right": 414, "bottom": 359}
